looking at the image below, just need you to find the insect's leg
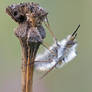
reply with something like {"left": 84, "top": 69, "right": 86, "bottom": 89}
{"left": 29, "top": 60, "right": 50, "bottom": 66}
{"left": 42, "top": 41, "right": 56, "bottom": 56}
{"left": 44, "top": 17, "right": 57, "bottom": 43}
{"left": 40, "top": 61, "right": 60, "bottom": 80}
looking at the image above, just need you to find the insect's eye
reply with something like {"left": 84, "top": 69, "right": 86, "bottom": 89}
{"left": 13, "top": 11, "right": 18, "bottom": 16}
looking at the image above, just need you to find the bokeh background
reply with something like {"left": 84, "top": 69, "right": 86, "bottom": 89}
{"left": 0, "top": 0, "right": 92, "bottom": 92}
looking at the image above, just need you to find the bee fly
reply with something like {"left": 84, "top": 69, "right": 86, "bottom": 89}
{"left": 34, "top": 25, "right": 80, "bottom": 79}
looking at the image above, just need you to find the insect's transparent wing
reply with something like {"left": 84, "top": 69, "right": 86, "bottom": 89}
{"left": 34, "top": 43, "right": 58, "bottom": 71}
{"left": 34, "top": 60, "right": 56, "bottom": 71}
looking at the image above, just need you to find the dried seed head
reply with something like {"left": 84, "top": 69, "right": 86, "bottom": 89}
{"left": 6, "top": 2, "right": 48, "bottom": 26}
{"left": 27, "top": 27, "right": 42, "bottom": 43}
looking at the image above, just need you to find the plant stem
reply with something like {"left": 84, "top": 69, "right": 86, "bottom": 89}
{"left": 26, "top": 48, "right": 34, "bottom": 92}
{"left": 19, "top": 39, "right": 28, "bottom": 92}
{"left": 25, "top": 42, "right": 41, "bottom": 92}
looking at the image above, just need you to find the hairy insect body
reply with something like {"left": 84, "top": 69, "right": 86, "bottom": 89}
{"left": 35, "top": 34, "right": 77, "bottom": 71}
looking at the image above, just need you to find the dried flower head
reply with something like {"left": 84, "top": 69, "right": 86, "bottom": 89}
{"left": 6, "top": 2, "right": 48, "bottom": 26}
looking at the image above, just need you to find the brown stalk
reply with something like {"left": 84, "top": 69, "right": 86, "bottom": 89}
{"left": 19, "top": 39, "right": 28, "bottom": 92}
{"left": 26, "top": 48, "right": 34, "bottom": 92}
{"left": 25, "top": 32, "right": 41, "bottom": 92}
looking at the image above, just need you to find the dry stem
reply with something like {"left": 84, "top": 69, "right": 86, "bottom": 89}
{"left": 26, "top": 48, "right": 34, "bottom": 92}
{"left": 19, "top": 39, "right": 28, "bottom": 92}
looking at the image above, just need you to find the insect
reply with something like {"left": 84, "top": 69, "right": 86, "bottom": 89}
{"left": 34, "top": 24, "right": 80, "bottom": 78}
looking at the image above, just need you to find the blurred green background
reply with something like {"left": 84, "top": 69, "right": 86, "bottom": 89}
{"left": 0, "top": 0, "right": 92, "bottom": 92}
